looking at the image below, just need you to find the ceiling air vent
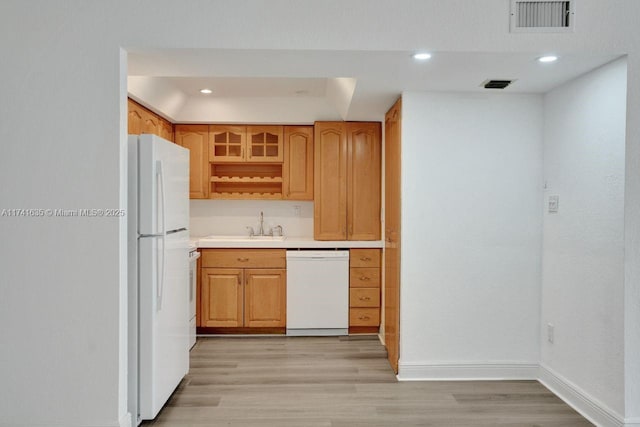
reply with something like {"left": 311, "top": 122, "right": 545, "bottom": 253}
{"left": 510, "top": 0, "right": 575, "bottom": 33}
{"left": 482, "top": 80, "right": 513, "bottom": 90}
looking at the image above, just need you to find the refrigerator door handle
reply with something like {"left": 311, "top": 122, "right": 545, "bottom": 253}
{"left": 157, "top": 160, "right": 167, "bottom": 311}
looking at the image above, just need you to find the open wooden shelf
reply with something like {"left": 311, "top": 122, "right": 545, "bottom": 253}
{"left": 209, "top": 162, "right": 284, "bottom": 199}
{"left": 210, "top": 192, "right": 283, "bottom": 200}
{"left": 210, "top": 176, "right": 283, "bottom": 183}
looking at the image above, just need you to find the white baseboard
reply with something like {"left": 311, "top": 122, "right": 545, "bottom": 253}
{"left": 397, "top": 361, "right": 539, "bottom": 380}
{"left": 120, "top": 413, "right": 132, "bottom": 427}
{"left": 0, "top": 419, "right": 130, "bottom": 427}
{"left": 539, "top": 364, "right": 625, "bottom": 427}
{"left": 624, "top": 418, "right": 640, "bottom": 427}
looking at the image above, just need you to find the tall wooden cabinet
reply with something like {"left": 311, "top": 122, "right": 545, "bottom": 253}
{"left": 200, "top": 249, "right": 286, "bottom": 329}
{"left": 174, "top": 125, "right": 209, "bottom": 199}
{"left": 314, "top": 122, "right": 381, "bottom": 240}
{"left": 384, "top": 98, "right": 402, "bottom": 373}
{"left": 314, "top": 122, "right": 348, "bottom": 239}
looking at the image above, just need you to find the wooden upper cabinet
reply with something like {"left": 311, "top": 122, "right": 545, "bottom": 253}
{"left": 247, "top": 126, "right": 283, "bottom": 162}
{"left": 347, "top": 122, "right": 381, "bottom": 240}
{"left": 141, "top": 109, "right": 160, "bottom": 135}
{"left": 283, "top": 126, "right": 313, "bottom": 200}
{"left": 209, "top": 125, "right": 246, "bottom": 162}
{"left": 159, "top": 119, "right": 174, "bottom": 142}
{"left": 314, "top": 122, "right": 348, "bottom": 240}
{"left": 127, "top": 99, "right": 144, "bottom": 135}
{"left": 314, "top": 121, "right": 381, "bottom": 241}
{"left": 175, "top": 124, "right": 209, "bottom": 199}
{"left": 127, "top": 98, "right": 174, "bottom": 142}
{"left": 209, "top": 125, "right": 283, "bottom": 163}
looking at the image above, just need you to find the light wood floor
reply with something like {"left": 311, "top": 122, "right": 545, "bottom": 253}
{"left": 142, "top": 336, "right": 592, "bottom": 426}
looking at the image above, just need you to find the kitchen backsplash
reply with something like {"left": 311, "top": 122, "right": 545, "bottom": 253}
{"left": 189, "top": 200, "right": 314, "bottom": 238}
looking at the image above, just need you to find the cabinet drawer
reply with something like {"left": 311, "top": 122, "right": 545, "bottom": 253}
{"left": 349, "top": 308, "right": 380, "bottom": 326}
{"left": 349, "top": 288, "right": 380, "bottom": 308}
{"left": 201, "top": 249, "right": 286, "bottom": 268}
{"left": 349, "top": 268, "right": 380, "bottom": 288}
{"left": 349, "top": 249, "right": 380, "bottom": 268}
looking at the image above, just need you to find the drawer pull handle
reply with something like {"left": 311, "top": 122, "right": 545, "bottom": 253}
{"left": 360, "top": 257, "right": 372, "bottom": 261}
{"left": 359, "top": 296, "right": 371, "bottom": 301}
{"left": 358, "top": 316, "right": 370, "bottom": 320}
{"left": 359, "top": 276, "right": 371, "bottom": 281}
{"left": 237, "top": 257, "right": 249, "bottom": 262}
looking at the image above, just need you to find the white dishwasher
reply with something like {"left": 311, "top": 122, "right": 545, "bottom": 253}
{"left": 286, "top": 250, "right": 349, "bottom": 336}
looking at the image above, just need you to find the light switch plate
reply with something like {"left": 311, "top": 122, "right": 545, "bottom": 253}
{"left": 548, "top": 195, "right": 559, "bottom": 213}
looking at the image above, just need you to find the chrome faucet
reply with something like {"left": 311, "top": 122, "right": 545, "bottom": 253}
{"left": 258, "top": 211, "right": 265, "bottom": 236}
{"left": 247, "top": 212, "right": 283, "bottom": 238}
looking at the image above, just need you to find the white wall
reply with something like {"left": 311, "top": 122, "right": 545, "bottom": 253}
{"left": 0, "top": 4, "right": 124, "bottom": 426}
{"left": 624, "top": 54, "right": 640, "bottom": 423}
{"left": 190, "top": 200, "right": 313, "bottom": 238}
{"left": 540, "top": 58, "right": 627, "bottom": 417}
{"left": 1, "top": 1, "right": 640, "bottom": 426}
{"left": 176, "top": 97, "right": 341, "bottom": 124}
{"left": 398, "top": 92, "right": 543, "bottom": 378}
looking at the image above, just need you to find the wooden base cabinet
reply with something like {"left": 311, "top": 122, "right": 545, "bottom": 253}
{"left": 244, "top": 269, "right": 286, "bottom": 327}
{"left": 200, "top": 249, "right": 286, "bottom": 329}
{"left": 201, "top": 268, "right": 244, "bottom": 327}
{"left": 349, "top": 249, "right": 381, "bottom": 332}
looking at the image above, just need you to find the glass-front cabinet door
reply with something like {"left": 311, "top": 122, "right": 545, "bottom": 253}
{"left": 209, "top": 125, "right": 246, "bottom": 162}
{"left": 246, "top": 126, "right": 283, "bottom": 162}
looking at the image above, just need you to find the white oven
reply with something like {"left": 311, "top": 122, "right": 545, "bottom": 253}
{"left": 188, "top": 247, "right": 200, "bottom": 349}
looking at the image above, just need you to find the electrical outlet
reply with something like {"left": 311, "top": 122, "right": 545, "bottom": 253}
{"left": 293, "top": 205, "right": 301, "bottom": 217}
{"left": 547, "top": 324, "right": 554, "bottom": 343}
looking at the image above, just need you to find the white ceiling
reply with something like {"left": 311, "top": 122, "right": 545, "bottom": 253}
{"left": 127, "top": 48, "right": 622, "bottom": 122}
{"left": 166, "top": 77, "right": 328, "bottom": 98}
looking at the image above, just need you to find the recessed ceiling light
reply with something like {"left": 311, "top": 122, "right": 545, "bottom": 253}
{"left": 413, "top": 52, "right": 432, "bottom": 61}
{"left": 200, "top": 88, "right": 213, "bottom": 94}
{"left": 538, "top": 56, "right": 558, "bottom": 63}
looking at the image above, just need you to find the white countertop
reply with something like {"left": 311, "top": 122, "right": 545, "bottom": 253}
{"left": 193, "top": 236, "right": 384, "bottom": 249}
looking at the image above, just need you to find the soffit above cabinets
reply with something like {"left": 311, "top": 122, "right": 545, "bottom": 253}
{"left": 127, "top": 48, "right": 622, "bottom": 123}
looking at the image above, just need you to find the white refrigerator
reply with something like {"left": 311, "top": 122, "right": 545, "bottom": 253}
{"left": 128, "top": 134, "right": 190, "bottom": 425}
